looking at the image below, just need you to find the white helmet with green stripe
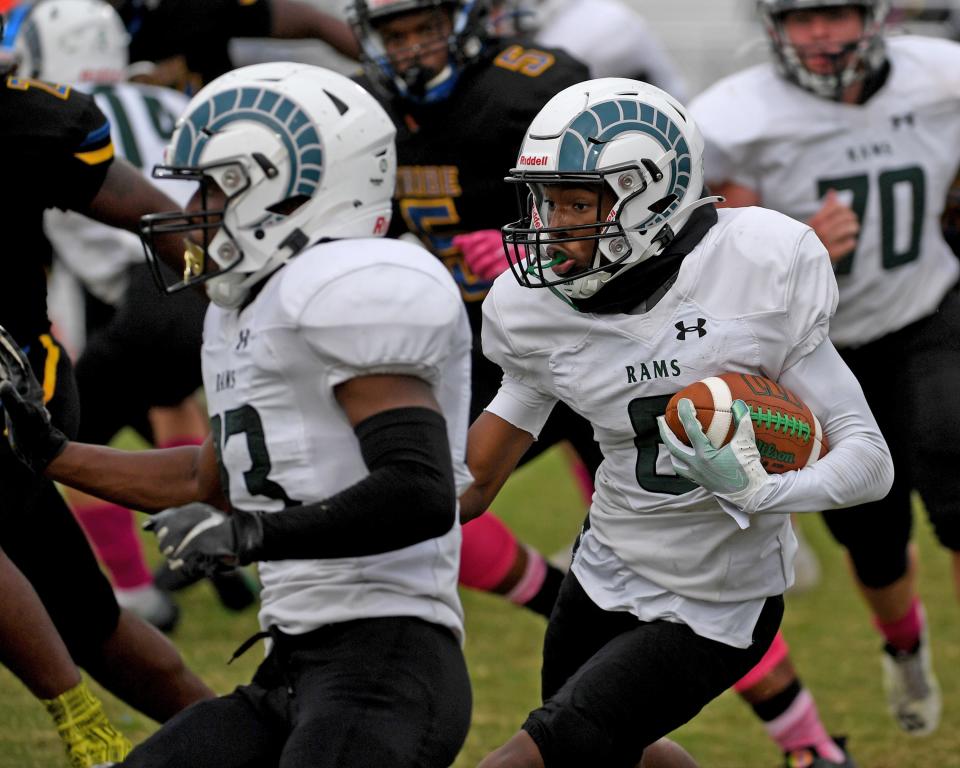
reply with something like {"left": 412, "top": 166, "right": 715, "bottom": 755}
{"left": 140, "top": 63, "right": 397, "bottom": 309}
{"left": 502, "top": 77, "right": 714, "bottom": 301}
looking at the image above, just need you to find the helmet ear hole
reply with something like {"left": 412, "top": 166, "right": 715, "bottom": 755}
{"left": 648, "top": 193, "right": 678, "bottom": 215}
{"left": 266, "top": 194, "right": 311, "bottom": 217}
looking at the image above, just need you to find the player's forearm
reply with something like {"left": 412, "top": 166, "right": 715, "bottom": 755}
{"left": 81, "top": 158, "right": 189, "bottom": 279}
{"left": 252, "top": 408, "right": 456, "bottom": 560}
{"left": 747, "top": 342, "right": 894, "bottom": 515}
{"left": 45, "top": 442, "right": 212, "bottom": 512}
{"left": 460, "top": 410, "right": 534, "bottom": 522}
{"left": 269, "top": 0, "right": 360, "bottom": 58}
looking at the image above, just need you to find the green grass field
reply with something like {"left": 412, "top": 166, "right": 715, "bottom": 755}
{"left": 1, "top": 445, "right": 958, "bottom": 767}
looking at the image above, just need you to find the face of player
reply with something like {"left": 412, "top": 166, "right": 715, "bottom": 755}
{"left": 781, "top": 6, "right": 865, "bottom": 76}
{"left": 375, "top": 7, "right": 453, "bottom": 79}
{"left": 539, "top": 183, "right": 617, "bottom": 278}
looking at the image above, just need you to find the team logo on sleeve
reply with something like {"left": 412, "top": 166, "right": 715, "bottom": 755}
{"left": 171, "top": 87, "right": 325, "bottom": 199}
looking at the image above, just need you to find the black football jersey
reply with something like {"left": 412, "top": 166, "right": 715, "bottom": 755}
{"left": 356, "top": 39, "right": 589, "bottom": 333}
{"left": 1, "top": 76, "right": 114, "bottom": 342}
{"left": 120, "top": 0, "right": 272, "bottom": 88}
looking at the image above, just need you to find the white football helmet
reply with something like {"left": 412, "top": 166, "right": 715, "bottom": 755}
{"left": 140, "top": 62, "right": 397, "bottom": 309}
{"left": 758, "top": 0, "right": 890, "bottom": 100}
{"left": 2, "top": 0, "right": 129, "bottom": 83}
{"left": 502, "top": 78, "right": 715, "bottom": 302}
{"left": 348, "top": 0, "right": 487, "bottom": 103}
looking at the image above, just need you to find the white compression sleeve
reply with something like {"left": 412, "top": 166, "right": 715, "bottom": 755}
{"left": 730, "top": 339, "right": 894, "bottom": 516}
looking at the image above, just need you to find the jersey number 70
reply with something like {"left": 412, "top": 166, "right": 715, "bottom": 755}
{"left": 818, "top": 165, "right": 925, "bottom": 275}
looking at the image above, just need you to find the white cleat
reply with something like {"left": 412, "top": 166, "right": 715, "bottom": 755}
{"left": 787, "top": 523, "right": 821, "bottom": 594}
{"left": 881, "top": 632, "right": 942, "bottom": 737}
{"left": 115, "top": 583, "right": 180, "bottom": 633}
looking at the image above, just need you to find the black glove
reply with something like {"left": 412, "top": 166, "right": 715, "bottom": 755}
{"left": 144, "top": 503, "right": 265, "bottom": 579}
{"left": 0, "top": 325, "right": 67, "bottom": 472}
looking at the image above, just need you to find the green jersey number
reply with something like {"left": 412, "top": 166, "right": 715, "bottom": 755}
{"left": 627, "top": 394, "right": 696, "bottom": 495}
{"left": 817, "top": 165, "right": 926, "bottom": 275}
{"left": 211, "top": 405, "right": 300, "bottom": 508}
{"left": 92, "top": 85, "right": 179, "bottom": 170}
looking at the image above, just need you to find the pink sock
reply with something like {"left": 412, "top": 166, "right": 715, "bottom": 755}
{"left": 459, "top": 512, "right": 519, "bottom": 591}
{"left": 733, "top": 631, "right": 789, "bottom": 693}
{"left": 73, "top": 502, "right": 152, "bottom": 589}
{"left": 568, "top": 456, "right": 595, "bottom": 506}
{"left": 874, "top": 597, "right": 923, "bottom": 652}
{"left": 157, "top": 435, "right": 205, "bottom": 449}
{"left": 505, "top": 545, "right": 548, "bottom": 606}
{"left": 765, "top": 688, "right": 845, "bottom": 762}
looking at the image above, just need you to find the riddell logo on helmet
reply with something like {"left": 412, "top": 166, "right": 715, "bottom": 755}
{"left": 518, "top": 155, "right": 550, "bottom": 167}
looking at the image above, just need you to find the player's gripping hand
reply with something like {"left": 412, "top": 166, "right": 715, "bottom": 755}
{"left": 145, "top": 503, "right": 264, "bottom": 578}
{"left": 657, "top": 398, "right": 770, "bottom": 512}
{"left": 453, "top": 229, "right": 509, "bottom": 281}
{"left": 807, "top": 189, "right": 860, "bottom": 263}
{"left": 43, "top": 679, "right": 132, "bottom": 768}
{"left": 0, "top": 325, "right": 67, "bottom": 472}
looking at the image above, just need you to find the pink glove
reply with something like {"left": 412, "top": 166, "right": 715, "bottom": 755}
{"left": 452, "top": 229, "right": 508, "bottom": 281}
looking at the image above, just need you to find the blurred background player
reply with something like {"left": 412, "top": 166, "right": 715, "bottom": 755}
{"left": 3, "top": 61, "right": 474, "bottom": 768}
{"left": 692, "top": 0, "right": 959, "bottom": 738}
{"left": 0, "top": 10, "right": 215, "bottom": 763}
{"left": 107, "top": 0, "right": 359, "bottom": 93}
{"left": 487, "top": 0, "right": 689, "bottom": 99}
{"left": 349, "top": 0, "right": 599, "bottom": 617}
{"left": 3, "top": 0, "right": 257, "bottom": 630}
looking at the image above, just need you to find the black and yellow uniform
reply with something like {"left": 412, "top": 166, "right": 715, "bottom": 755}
{"left": 358, "top": 40, "right": 602, "bottom": 470}
{"left": 359, "top": 39, "right": 588, "bottom": 328}
{"left": 3, "top": 75, "right": 114, "bottom": 345}
{"left": 0, "top": 76, "right": 120, "bottom": 661}
{"left": 118, "top": 0, "right": 272, "bottom": 90}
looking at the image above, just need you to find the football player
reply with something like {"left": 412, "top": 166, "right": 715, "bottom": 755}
{"left": 487, "top": 0, "right": 688, "bottom": 98}
{"left": 691, "top": 0, "right": 958, "bottom": 738}
{"left": 111, "top": 0, "right": 359, "bottom": 93}
{"left": 1, "top": 62, "right": 473, "bottom": 768}
{"left": 5, "top": 0, "right": 192, "bottom": 631}
{"left": 0, "top": 10, "right": 214, "bottom": 765}
{"left": 459, "top": 77, "right": 893, "bottom": 768}
{"left": 349, "top": 0, "right": 597, "bottom": 618}
{"left": 5, "top": 0, "right": 259, "bottom": 628}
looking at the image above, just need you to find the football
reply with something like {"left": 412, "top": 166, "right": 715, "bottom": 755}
{"left": 663, "top": 372, "right": 828, "bottom": 473}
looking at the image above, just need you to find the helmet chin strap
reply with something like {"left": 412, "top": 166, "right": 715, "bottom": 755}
{"left": 399, "top": 62, "right": 452, "bottom": 100}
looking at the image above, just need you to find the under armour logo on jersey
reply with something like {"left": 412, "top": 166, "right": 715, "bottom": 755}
{"left": 675, "top": 318, "right": 707, "bottom": 340}
{"left": 236, "top": 329, "right": 251, "bottom": 351}
{"left": 891, "top": 112, "right": 915, "bottom": 130}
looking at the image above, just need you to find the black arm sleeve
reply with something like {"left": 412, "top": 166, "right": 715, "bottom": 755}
{"left": 241, "top": 406, "right": 456, "bottom": 561}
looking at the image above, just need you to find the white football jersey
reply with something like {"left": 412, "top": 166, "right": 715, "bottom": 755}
{"left": 202, "top": 238, "right": 472, "bottom": 639}
{"left": 691, "top": 36, "right": 960, "bottom": 348}
{"left": 45, "top": 82, "right": 192, "bottom": 305}
{"left": 532, "top": 0, "right": 688, "bottom": 100}
{"left": 482, "top": 207, "right": 836, "bottom": 605}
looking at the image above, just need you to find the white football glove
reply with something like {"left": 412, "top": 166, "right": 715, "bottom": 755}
{"left": 657, "top": 398, "right": 771, "bottom": 514}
